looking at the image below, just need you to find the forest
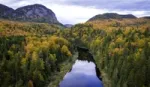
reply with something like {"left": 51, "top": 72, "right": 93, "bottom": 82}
{"left": 0, "top": 18, "right": 150, "bottom": 87}
{"left": 0, "top": 20, "right": 73, "bottom": 87}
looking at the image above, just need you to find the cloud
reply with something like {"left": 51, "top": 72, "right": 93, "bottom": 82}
{"left": 49, "top": 4, "right": 150, "bottom": 24}
{"left": 48, "top": 4, "right": 109, "bottom": 24}
{"left": 0, "top": 0, "right": 150, "bottom": 24}
{"left": 63, "top": 0, "right": 150, "bottom": 11}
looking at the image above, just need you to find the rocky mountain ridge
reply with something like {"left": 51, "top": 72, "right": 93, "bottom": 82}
{"left": 0, "top": 4, "right": 61, "bottom": 24}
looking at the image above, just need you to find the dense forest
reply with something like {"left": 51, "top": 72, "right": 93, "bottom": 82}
{"left": 56, "top": 18, "right": 150, "bottom": 87}
{"left": 0, "top": 18, "right": 150, "bottom": 87}
{"left": 0, "top": 20, "right": 73, "bottom": 87}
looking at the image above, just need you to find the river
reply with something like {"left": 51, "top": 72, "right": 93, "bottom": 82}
{"left": 59, "top": 60, "right": 103, "bottom": 87}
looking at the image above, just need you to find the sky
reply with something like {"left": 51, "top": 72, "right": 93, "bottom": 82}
{"left": 0, "top": 0, "right": 150, "bottom": 24}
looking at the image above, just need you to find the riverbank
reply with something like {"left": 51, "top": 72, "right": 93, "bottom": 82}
{"left": 101, "top": 70, "right": 112, "bottom": 87}
{"left": 47, "top": 53, "right": 78, "bottom": 87}
{"left": 94, "top": 54, "right": 112, "bottom": 87}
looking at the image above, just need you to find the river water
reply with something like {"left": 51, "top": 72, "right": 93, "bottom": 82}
{"left": 59, "top": 60, "right": 103, "bottom": 87}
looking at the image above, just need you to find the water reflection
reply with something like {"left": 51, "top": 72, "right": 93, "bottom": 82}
{"left": 59, "top": 60, "right": 103, "bottom": 87}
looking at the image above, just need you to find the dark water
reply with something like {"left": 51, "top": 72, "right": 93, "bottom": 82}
{"left": 59, "top": 60, "right": 103, "bottom": 87}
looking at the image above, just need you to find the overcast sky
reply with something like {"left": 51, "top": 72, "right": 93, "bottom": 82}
{"left": 0, "top": 0, "right": 150, "bottom": 24}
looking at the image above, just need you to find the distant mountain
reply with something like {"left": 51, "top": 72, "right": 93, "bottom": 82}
{"left": 120, "top": 14, "right": 137, "bottom": 19}
{"left": 88, "top": 13, "right": 137, "bottom": 21}
{"left": 141, "top": 16, "right": 150, "bottom": 19}
{"left": 0, "top": 4, "right": 61, "bottom": 24}
{"left": 0, "top": 4, "right": 14, "bottom": 19}
{"left": 64, "top": 24, "right": 73, "bottom": 28}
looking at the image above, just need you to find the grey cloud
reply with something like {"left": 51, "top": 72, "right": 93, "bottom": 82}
{"left": 63, "top": 0, "right": 150, "bottom": 11}
{"left": 1, "top": 0, "right": 150, "bottom": 11}
{"left": 113, "top": 0, "right": 150, "bottom": 11}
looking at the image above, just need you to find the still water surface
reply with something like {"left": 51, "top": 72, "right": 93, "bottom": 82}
{"left": 59, "top": 60, "right": 103, "bottom": 87}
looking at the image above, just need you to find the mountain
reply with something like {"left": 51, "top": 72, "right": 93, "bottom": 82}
{"left": 0, "top": 4, "right": 61, "bottom": 24}
{"left": 64, "top": 24, "right": 73, "bottom": 28}
{"left": 120, "top": 14, "right": 137, "bottom": 19}
{"left": 88, "top": 13, "right": 137, "bottom": 21}
{"left": 141, "top": 16, "right": 150, "bottom": 19}
{"left": 0, "top": 4, "right": 14, "bottom": 19}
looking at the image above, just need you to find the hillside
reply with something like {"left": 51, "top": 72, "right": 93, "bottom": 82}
{"left": 88, "top": 13, "right": 137, "bottom": 22}
{"left": 87, "top": 17, "right": 150, "bottom": 29}
{"left": 0, "top": 4, "right": 61, "bottom": 25}
{"left": 0, "top": 4, "right": 14, "bottom": 19}
{"left": 0, "top": 19, "right": 64, "bottom": 36}
{"left": 142, "top": 16, "right": 150, "bottom": 19}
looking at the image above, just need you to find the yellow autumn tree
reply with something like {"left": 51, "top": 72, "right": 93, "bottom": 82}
{"left": 137, "top": 39, "right": 145, "bottom": 48}
{"left": 32, "top": 51, "right": 38, "bottom": 61}
{"left": 61, "top": 45, "right": 72, "bottom": 57}
{"left": 116, "top": 36, "right": 124, "bottom": 45}
{"left": 28, "top": 80, "right": 34, "bottom": 87}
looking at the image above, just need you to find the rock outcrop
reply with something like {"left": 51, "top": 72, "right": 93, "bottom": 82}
{"left": 0, "top": 4, "right": 61, "bottom": 24}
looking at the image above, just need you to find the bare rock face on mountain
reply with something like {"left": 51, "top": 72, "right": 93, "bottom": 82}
{"left": 0, "top": 4, "right": 61, "bottom": 24}
{"left": 13, "top": 4, "right": 60, "bottom": 24}
{"left": 88, "top": 13, "right": 137, "bottom": 21}
{"left": 0, "top": 4, "right": 14, "bottom": 19}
